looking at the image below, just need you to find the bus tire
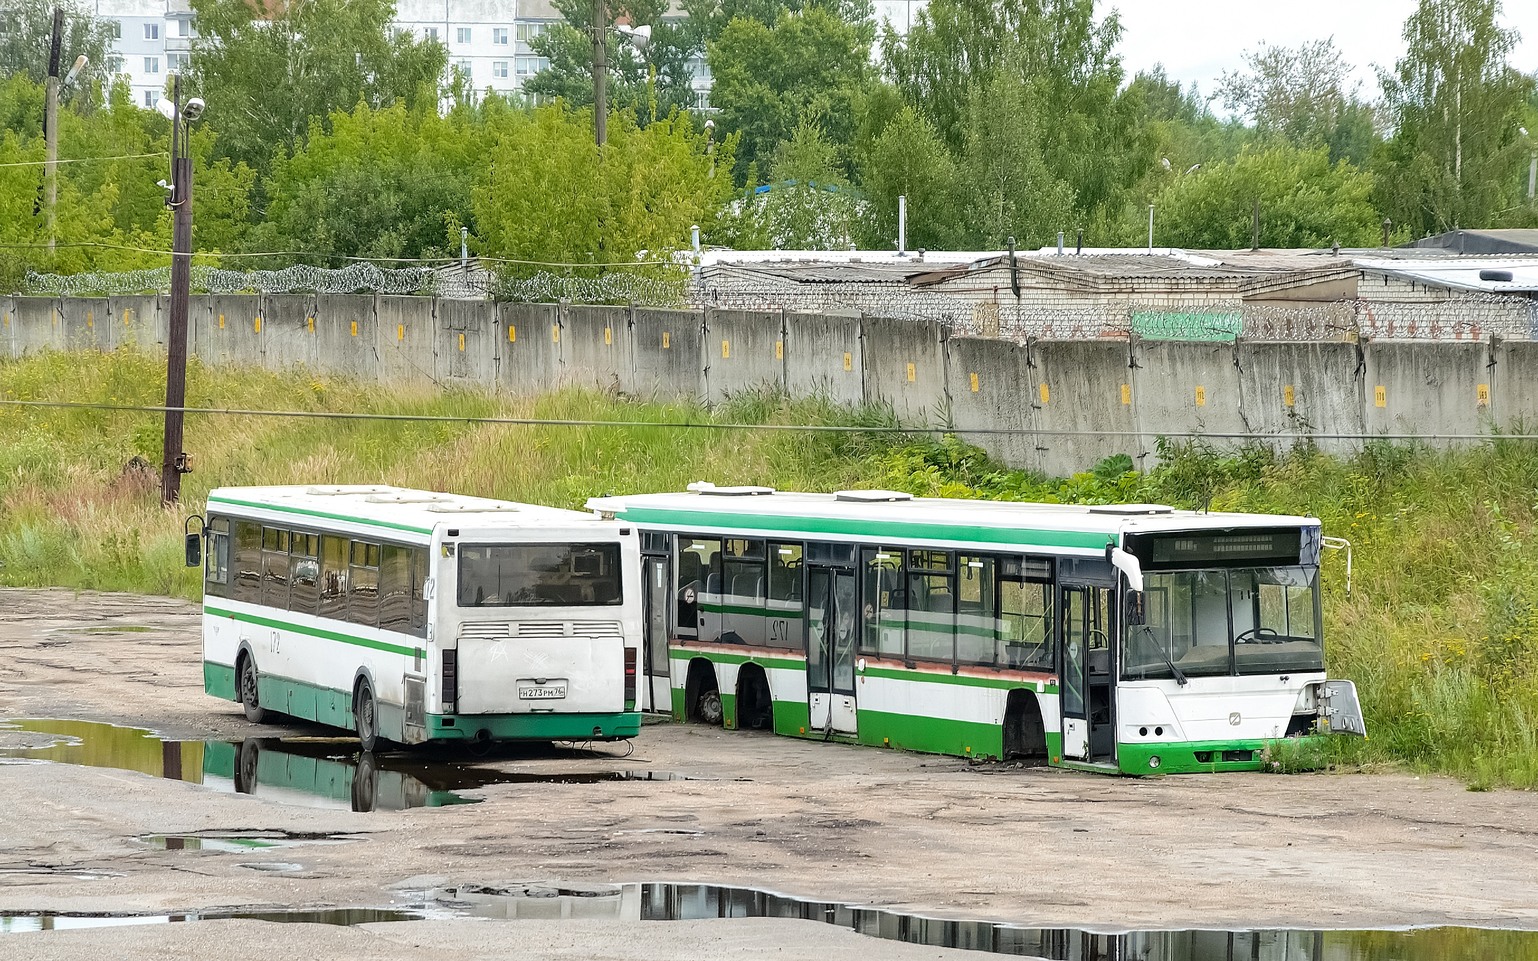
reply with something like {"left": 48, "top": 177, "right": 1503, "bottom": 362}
{"left": 697, "top": 689, "right": 723, "bottom": 726}
{"left": 351, "top": 751, "right": 378, "bottom": 813}
{"left": 239, "top": 654, "right": 267, "bottom": 724}
{"left": 354, "top": 680, "right": 382, "bottom": 753}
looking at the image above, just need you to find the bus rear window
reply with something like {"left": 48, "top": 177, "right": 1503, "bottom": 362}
{"left": 458, "top": 543, "right": 622, "bottom": 607}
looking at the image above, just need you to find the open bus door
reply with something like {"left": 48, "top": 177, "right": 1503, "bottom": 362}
{"left": 640, "top": 554, "right": 672, "bottom": 712}
{"left": 1059, "top": 579, "right": 1116, "bottom": 765}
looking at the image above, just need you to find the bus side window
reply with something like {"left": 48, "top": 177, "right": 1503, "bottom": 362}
{"left": 349, "top": 541, "right": 381, "bottom": 628}
{"left": 956, "top": 555, "right": 996, "bottom": 665}
{"left": 721, "top": 538, "right": 765, "bottom": 645}
{"left": 861, "top": 547, "right": 905, "bottom": 658}
{"left": 205, "top": 516, "right": 231, "bottom": 598}
{"left": 408, "top": 547, "right": 429, "bottom": 638}
{"left": 319, "top": 535, "right": 349, "bottom": 621}
{"left": 232, "top": 520, "right": 262, "bottom": 604}
{"left": 766, "top": 542, "right": 804, "bottom": 650}
{"left": 906, "top": 550, "right": 955, "bottom": 664}
{"left": 289, "top": 532, "right": 320, "bottom": 615}
{"left": 1000, "top": 577, "right": 1053, "bottom": 670}
{"left": 674, "top": 536, "right": 720, "bottom": 641}
{"left": 379, "top": 544, "right": 412, "bottom": 633}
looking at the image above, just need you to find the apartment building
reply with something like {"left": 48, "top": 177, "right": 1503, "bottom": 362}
{"left": 89, "top": 0, "right": 195, "bottom": 109}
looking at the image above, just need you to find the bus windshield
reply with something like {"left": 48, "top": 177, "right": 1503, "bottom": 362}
{"left": 1122, "top": 566, "right": 1322, "bottom": 679}
{"left": 458, "top": 543, "right": 623, "bottom": 607}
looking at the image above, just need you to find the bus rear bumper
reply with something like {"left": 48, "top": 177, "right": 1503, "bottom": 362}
{"left": 425, "top": 712, "right": 643, "bottom": 742}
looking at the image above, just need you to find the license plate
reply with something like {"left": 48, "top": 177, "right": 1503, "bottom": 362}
{"left": 518, "top": 683, "right": 567, "bottom": 700}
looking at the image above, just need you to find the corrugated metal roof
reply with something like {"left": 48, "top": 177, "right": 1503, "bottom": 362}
{"left": 1356, "top": 257, "right": 1538, "bottom": 294}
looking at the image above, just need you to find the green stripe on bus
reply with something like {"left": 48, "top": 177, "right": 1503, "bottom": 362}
{"left": 667, "top": 648, "right": 805, "bottom": 671}
{"left": 206, "top": 605, "right": 424, "bottom": 659}
{"left": 859, "top": 664, "right": 1057, "bottom": 693}
{"left": 613, "top": 506, "right": 1108, "bottom": 550}
{"left": 207, "top": 495, "right": 434, "bottom": 536}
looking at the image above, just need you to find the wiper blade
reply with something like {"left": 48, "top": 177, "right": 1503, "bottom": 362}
{"left": 1145, "top": 626, "right": 1188, "bottom": 686}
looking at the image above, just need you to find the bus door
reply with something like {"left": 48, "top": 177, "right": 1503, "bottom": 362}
{"left": 806, "top": 549, "right": 858, "bottom": 736}
{"left": 640, "top": 552, "right": 672, "bottom": 712}
{"left": 1059, "top": 569, "right": 1116, "bottom": 764}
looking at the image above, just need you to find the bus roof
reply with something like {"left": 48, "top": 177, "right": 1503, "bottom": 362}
{"left": 208, "top": 486, "right": 608, "bottom": 540}
{"left": 586, "top": 486, "right": 1320, "bottom": 555}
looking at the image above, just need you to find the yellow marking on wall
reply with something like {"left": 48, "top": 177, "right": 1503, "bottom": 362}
{"left": 253, "top": 316, "right": 262, "bottom": 334}
{"left": 1374, "top": 385, "right": 1386, "bottom": 408}
{"left": 507, "top": 324, "right": 516, "bottom": 343}
{"left": 722, "top": 339, "right": 731, "bottom": 359}
{"left": 552, "top": 325, "right": 561, "bottom": 344}
{"left": 969, "top": 372, "right": 979, "bottom": 393}
{"left": 1038, "top": 383, "right": 1050, "bottom": 404}
{"left": 52, "top": 308, "right": 58, "bottom": 326}
{"left": 398, "top": 324, "right": 406, "bottom": 343}
{"left": 218, "top": 313, "right": 226, "bottom": 329}
{"left": 662, "top": 331, "right": 670, "bottom": 349}
{"left": 2, "top": 312, "right": 9, "bottom": 327}
{"left": 605, "top": 326, "right": 612, "bottom": 346}
{"left": 906, "top": 362, "right": 916, "bottom": 383}
{"left": 1195, "top": 386, "right": 1207, "bottom": 407}
{"left": 122, "top": 308, "right": 132, "bottom": 327}
{"left": 458, "top": 332, "right": 466, "bottom": 352}
{"left": 86, "top": 311, "right": 93, "bottom": 328}
{"left": 350, "top": 320, "right": 359, "bottom": 337}
{"left": 843, "top": 351, "right": 852, "bottom": 372}
{"left": 1477, "top": 383, "right": 1490, "bottom": 407}
{"left": 776, "top": 340, "right": 784, "bottom": 361}
{"left": 1283, "top": 384, "right": 1295, "bottom": 407}
{"left": 307, "top": 316, "right": 315, "bottom": 333}
{"left": 1120, "top": 383, "right": 1132, "bottom": 406}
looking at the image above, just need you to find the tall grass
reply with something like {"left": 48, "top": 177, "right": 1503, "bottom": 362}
{"left": 3, "top": 348, "right": 1537, "bottom": 787}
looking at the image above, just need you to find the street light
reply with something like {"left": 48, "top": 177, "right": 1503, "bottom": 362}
{"left": 159, "top": 75, "right": 202, "bottom": 505}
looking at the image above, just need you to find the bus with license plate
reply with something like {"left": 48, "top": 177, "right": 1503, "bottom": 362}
{"left": 189, "top": 485, "right": 643, "bottom": 751}
{"left": 586, "top": 484, "right": 1365, "bottom": 775}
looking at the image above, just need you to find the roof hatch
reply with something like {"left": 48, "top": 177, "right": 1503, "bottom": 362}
{"left": 1087, "top": 504, "right": 1175, "bottom": 515}
{"left": 834, "top": 490, "right": 914, "bottom": 503}
{"left": 687, "top": 482, "right": 776, "bottom": 496}
{"left": 303, "top": 485, "right": 395, "bottom": 496}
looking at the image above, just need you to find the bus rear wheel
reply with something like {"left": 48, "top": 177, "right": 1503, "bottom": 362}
{"left": 354, "top": 680, "right": 382, "bottom": 753}
{"left": 239, "top": 655, "right": 267, "bottom": 724}
{"left": 697, "top": 689, "right": 723, "bottom": 726}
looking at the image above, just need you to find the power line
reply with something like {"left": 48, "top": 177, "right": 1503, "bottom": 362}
{"left": 1, "top": 239, "right": 678, "bottom": 268}
{"left": 2, "top": 398, "right": 1537, "bottom": 442}
{"left": 0, "top": 151, "right": 169, "bottom": 168}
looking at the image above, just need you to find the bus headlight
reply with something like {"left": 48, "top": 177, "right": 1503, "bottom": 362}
{"left": 1148, "top": 755, "right": 1161, "bottom": 770}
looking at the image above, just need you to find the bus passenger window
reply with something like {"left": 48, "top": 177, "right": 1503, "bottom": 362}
{"left": 766, "top": 542, "right": 804, "bottom": 650}
{"left": 261, "top": 527, "right": 291, "bottom": 610}
{"left": 906, "top": 550, "right": 955, "bottom": 663}
{"left": 348, "top": 541, "right": 381, "bottom": 627}
{"left": 205, "top": 517, "right": 231, "bottom": 598}
{"left": 720, "top": 538, "right": 765, "bottom": 645}
{"left": 233, "top": 521, "right": 262, "bottom": 604}
{"left": 674, "top": 537, "right": 720, "bottom": 641}
{"left": 1000, "top": 578, "right": 1053, "bottom": 670}
{"left": 408, "top": 547, "right": 429, "bottom": 638}
{"left": 861, "top": 548, "right": 905, "bottom": 658}
{"left": 319, "top": 535, "right": 349, "bottom": 621}
{"left": 956, "top": 556, "right": 996, "bottom": 665}
{"left": 379, "top": 544, "right": 412, "bottom": 632}
{"left": 289, "top": 532, "right": 320, "bottom": 615}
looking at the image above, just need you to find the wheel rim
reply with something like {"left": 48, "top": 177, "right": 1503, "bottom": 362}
{"left": 699, "top": 690, "right": 723, "bottom": 725}
{"left": 358, "top": 690, "right": 375, "bottom": 740}
{"left": 241, "top": 664, "right": 258, "bottom": 707}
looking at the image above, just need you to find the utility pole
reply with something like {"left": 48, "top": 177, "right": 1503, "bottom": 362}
{"left": 161, "top": 74, "right": 195, "bottom": 505}
{"left": 44, "top": 6, "right": 62, "bottom": 255}
{"left": 591, "top": 0, "right": 607, "bottom": 146}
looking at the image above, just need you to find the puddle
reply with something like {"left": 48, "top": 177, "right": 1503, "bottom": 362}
{"left": 0, "top": 719, "right": 687, "bottom": 813}
{"left": 0, "top": 907, "right": 421, "bottom": 933}
{"left": 2, "top": 883, "right": 1534, "bottom": 957}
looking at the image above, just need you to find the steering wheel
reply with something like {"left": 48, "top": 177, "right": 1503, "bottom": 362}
{"left": 1235, "top": 627, "right": 1281, "bottom": 644}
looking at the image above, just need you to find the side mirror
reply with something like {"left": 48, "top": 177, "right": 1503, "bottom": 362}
{"left": 1123, "top": 592, "right": 1146, "bottom": 626}
{"left": 184, "top": 532, "right": 202, "bottom": 568}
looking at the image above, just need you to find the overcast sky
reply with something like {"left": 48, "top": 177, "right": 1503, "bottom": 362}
{"left": 1106, "top": 0, "right": 1538, "bottom": 103}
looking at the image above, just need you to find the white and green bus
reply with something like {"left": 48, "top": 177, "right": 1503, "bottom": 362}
{"left": 587, "top": 485, "right": 1365, "bottom": 775}
{"left": 193, "top": 486, "right": 643, "bottom": 750}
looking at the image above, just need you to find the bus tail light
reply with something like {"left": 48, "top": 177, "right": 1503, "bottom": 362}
{"left": 624, "top": 648, "right": 636, "bottom": 711}
{"left": 442, "top": 649, "right": 458, "bottom": 713}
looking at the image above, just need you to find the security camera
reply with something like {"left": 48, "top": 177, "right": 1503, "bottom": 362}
{"left": 704, "top": 119, "right": 715, "bottom": 130}
{"left": 182, "top": 97, "right": 206, "bottom": 122}
{"left": 156, "top": 179, "right": 172, "bottom": 191}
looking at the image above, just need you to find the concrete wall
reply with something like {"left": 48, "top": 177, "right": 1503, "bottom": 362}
{"left": 8, "top": 293, "right": 1538, "bottom": 475}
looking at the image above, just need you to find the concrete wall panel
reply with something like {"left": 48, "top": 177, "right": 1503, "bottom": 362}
{"left": 193, "top": 295, "right": 255, "bottom": 366}
{"left": 0, "top": 295, "right": 13, "bottom": 358}
{"left": 313, "top": 294, "right": 379, "bottom": 381}
{"left": 561, "top": 305, "right": 630, "bottom": 392}
{"left": 783, "top": 312, "right": 862, "bottom": 407}
{"left": 108, "top": 295, "right": 164, "bottom": 353}
{"left": 1363, "top": 341, "right": 1491, "bottom": 439}
{"left": 705, "top": 308, "right": 784, "bottom": 403}
{"left": 861, "top": 316, "right": 946, "bottom": 427}
{"left": 1133, "top": 340, "right": 1248, "bottom": 460}
{"left": 375, "top": 296, "right": 436, "bottom": 387}
{"left": 498, "top": 303, "right": 562, "bottom": 396}
{"left": 1493, "top": 339, "right": 1538, "bottom": 428}
{"left": 437, "top": 299, "right": 496, "bottom": 386}
{"left": 1029, "top": 340, "right": 1138, "bottom": 477}
{"left": 59, "top": 298, "right": 108, "bottom": 352}
{"left": 260, "top": 293, "right": 318, "bottom": 371}
{"left": 945, "top": 336, "right": 1036, "bottom": 469}
{"left": 1237, "top": 342, "right": 1364, "bottom": 456}
{"left": 631, "top": 308, "right": 703, "bottom": 399}
{"left": 11, "top": 297, "right": 62, "bottom": 355}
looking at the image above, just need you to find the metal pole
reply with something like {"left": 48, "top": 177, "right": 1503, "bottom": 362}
{"left": 161, "top": 76, "right": 193, "bottom": 505}
{"left": 897, "top": 195, "right": 906, "bottom": 255}
{"left": 1528, "top": 149, "right": 1536, "bottom": 204}
{"left": 44, "top": 6, "right": 63, "bottom": 255}
{"left": 1147, "top": 205, "right": 1154, "bottom": 253}
{"left": 592, "top": 0, "right": 607, "bottom": 146}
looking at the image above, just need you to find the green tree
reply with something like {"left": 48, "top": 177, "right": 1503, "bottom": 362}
{"left": 472, "top": 104, "right": 731, "bottom": 281}
{"left": 526, "top": 0, "right": 698, "bottom": 121}
{"left": 1217, "top": 38, "right": 1381, "bottom": 165}
{"left": 707, "top": 4, "right": 874, "bottom": 182}
{"left": 0, "top": 0, "right": 115, "bottom": 104}
{"left": 1376, "top": 0, "right": 1536, "bottom": 234}
{"left": 186, "top": 0, "right": 447, "bottom": 174}
{"left": 854, "top": 104, "right": 962, "bottom": 250}
{"left": 1152, "top": 145, "right": 1381, "bottom": 249}
{"left": 953, "top": 71, "right": 1075, "bottom": 249}
{"left": 246, "top": 101, "right": 481, "bottom": 266}
{"left": 722, "top": 118, "right": 860, "bottom": 249}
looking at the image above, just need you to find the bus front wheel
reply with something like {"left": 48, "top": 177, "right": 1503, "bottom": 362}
{"left": 239, "top": 656, "right": 267, "bottom": 724}
{"left": 355, "top": 681, "right": 381, "bottom": 752}
{"left": 697, "top": 689, "right": 723, "bottom": 726}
